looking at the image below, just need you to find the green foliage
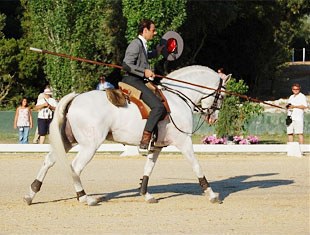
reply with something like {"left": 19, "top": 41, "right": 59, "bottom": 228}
{"left": 0, "top": 13, "right": 5, "bottom": 39}
{"left": 122, "top": 0, "right": 187, "bottom": 45}
{"left": 25, "top": 0, "right": 126, "bottom": 98}
{"left": 215, "top": 78, "right": 263, "bottom": 137}
{"left": 0, "top": 38, "right": 19, "bottom": 105}
{"left": 1, "top": 0, "right": 309, "bottom": 107}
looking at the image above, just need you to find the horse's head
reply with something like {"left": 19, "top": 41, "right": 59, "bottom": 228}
{"left": 162, "top": 66, "right": 231, "bottom": 126}
{"left": 200, "top": 74, "right": 231, "bottom": 124}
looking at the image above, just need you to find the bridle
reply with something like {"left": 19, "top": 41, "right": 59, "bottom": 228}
{"left": 200, "top": 78, "right": 225, "bottom": 115}
{"left": 159, "top": 78, "right": 225, "bottom": 135}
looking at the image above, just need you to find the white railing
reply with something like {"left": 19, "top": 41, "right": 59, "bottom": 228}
{"left": 0, "top": 144, "right": 309, "bottom": 157}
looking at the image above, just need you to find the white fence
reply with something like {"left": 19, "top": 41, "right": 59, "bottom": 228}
{"left": 291, "top": 48, "right": 309, "bottom": 62}
{"left": 0, "top": 144, "right": 309, "bottom": 157}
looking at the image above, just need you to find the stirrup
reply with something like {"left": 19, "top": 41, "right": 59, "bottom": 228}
{"left": 153, "top": 141, "right": 169, "bottom": 148}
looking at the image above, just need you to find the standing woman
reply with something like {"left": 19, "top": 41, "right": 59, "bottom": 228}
{"left": 14, "top": 98, "right": 33, "bottom": 144}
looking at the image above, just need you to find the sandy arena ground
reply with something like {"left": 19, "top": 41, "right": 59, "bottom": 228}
{"left": 0, "top": 152, "right": 309, "bottom": 235}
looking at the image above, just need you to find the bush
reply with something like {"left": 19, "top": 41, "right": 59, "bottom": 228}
{"left": 215, "top": 77, "right": 263, "bottom": 137}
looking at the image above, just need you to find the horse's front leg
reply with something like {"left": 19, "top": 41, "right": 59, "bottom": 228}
{"left": 139, "top": 149, "right": 161, "bottom": 203}
{"left": 178, "top": 138, "right": 222, "bottom": 203}
{"left": 23, "top": 152, "right": 56, "bottom": 205}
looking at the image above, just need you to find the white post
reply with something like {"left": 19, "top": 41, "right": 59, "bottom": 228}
{"left": 302, "top": 48, "right": 305, "bottom": 62}
{"left": 120, "top": 145, "right": 140, "bottom": 157}
{"left": 287, "top": 142, "right": 302, "bottom": 157}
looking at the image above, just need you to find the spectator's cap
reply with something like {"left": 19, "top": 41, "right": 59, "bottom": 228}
{"left": 160, "top": 31, "right": 184, "bottom": 61}
{"left": 44, "top": 88, "right": 53, "bottom": 95}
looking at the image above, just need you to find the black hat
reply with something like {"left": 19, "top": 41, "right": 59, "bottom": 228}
{"left": 160, "top": 31, "right": 184, "bottom": 61}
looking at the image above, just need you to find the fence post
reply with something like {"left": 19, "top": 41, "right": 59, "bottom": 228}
{"left": 302, "top": 48, "right": 305, "bottom": 62}
{"left": 292, "top": 48, "right": 295, "bottom": 62}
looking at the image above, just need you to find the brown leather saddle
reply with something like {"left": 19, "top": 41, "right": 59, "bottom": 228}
{"left": 105, "top": 82, "right": 170, "bottom": 119}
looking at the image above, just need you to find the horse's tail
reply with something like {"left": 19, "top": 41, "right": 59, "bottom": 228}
{"left": 49, "top": 92, "right": 78, "bottom": 169}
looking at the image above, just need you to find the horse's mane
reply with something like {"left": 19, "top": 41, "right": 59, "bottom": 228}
{"left": 167, "top": 65, "right": 217, "bottom": 80}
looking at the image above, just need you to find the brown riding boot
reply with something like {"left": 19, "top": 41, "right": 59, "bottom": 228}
{"left": 140, "top": 131, "right": 152, "bottom": 150}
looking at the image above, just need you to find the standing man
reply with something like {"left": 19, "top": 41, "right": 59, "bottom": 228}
{"left": 35, "top": 88, "right": 58, "bottom": 144}
{"left": 122, "top": 19, "right": 165, "bottom": 149}
{"left": 286, "top": 83, "right": 308, "bottom": 144}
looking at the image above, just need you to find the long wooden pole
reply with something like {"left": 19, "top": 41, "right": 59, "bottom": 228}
{"left": 30, "top": 47, "right": 285, "bottom": 109}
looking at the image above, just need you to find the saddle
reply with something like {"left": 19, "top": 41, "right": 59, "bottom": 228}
{"left": 105, "top": 82, "right": 170, "bottom": 119}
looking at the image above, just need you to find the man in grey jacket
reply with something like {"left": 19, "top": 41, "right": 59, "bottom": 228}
{"left": 122, "top": 19, "right": 165, "bottom": 150}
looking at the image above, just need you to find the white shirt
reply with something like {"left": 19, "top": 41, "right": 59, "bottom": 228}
{"left": 287, "top": 92, "right": 308, "bottom": 121}
{"left": 37, "top": 97, "right": 58, "bottom": 119}
{"left": 138, "top": 35, "right": 148, "bottom": 54}
{"left": 96, "top": 81, "right": 114, "bottom": 90}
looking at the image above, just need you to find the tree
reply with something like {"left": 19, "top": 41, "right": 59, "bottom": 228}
{"left": 0, "top": 13, "right": 19, "bottom": 107}
{"left": 25, "top": 0, "right": 127, "bottom": 98}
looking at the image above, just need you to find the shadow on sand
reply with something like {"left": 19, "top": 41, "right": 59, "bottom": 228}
{"left": 31, "top": 173, "right": 294, "bottom": 205}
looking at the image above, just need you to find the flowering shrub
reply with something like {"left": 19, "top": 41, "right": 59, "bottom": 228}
{"left": 233, "top": 135, "right": 259, "bottom": 144}
{"left": 202, "top": 135, "right": 226, "bottom": 144}
{"left": 202, "top": 135, "right": 259, "bottom": 145}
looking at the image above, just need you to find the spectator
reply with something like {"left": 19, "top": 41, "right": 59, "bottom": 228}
{"left": 33, "top": 85, "right": 51, "bottom": 143}
{"left": 96, "top": 75, "right": 114, "bottom": 90}
{"left": 286, "top": 83, "right": 308, "bottom": 144}
{"left": 13, "top": 97, "right": 33, "bottom": 144}
{"left": 34, "top": 88, "right": 58, "bottom": 144}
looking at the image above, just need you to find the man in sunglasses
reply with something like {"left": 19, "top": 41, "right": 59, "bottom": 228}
{"left": 286, "top": 83, "right": 308, "bottom": 144}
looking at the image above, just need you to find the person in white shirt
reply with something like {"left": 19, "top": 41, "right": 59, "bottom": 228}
{"left": 96, "top": 76, "right": 114, "bottom": 90}
{"left": 286, "top": 83, "right": 308, "bottom": 144}
{"left": 35, "top": 88, "right": 58, "bottom": 144}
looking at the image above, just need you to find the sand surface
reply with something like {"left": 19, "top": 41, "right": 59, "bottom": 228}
{"left": 0, "top": 152, "right": 309, "bottom": 235}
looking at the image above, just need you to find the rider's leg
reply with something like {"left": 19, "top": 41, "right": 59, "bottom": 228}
{"left": 122, "top": 76, "right": 166, "bottom": 149}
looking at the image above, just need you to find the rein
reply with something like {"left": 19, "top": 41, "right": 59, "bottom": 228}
{"left": 29, "top": 47, "right": 285, "bottom": 110}
{"left": 160, "top": 82, "right": 220, "bottom": 135}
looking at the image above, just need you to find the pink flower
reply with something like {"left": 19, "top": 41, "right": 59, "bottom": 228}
{"left": 202, "top": 135, "right": 258, "bottom": 145}
{"left": 202, "top": 135, "right": 226, "bottom": 144}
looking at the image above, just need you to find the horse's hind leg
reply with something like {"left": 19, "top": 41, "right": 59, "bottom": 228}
{"left": 23, "top": 151, "right": 56, "bottom": 205}
{"left": 70, "top": 145, "right": 98, "bottom": 206}
{"left": 139, "top": 149, "right": 161, "bottom": 203}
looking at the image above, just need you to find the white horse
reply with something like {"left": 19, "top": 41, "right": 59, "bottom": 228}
{"left": 24, "top": 65, "right": 229, "bottom": 206}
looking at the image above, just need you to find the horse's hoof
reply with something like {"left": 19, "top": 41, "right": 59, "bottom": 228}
{"left": 87, "top": 197, "right": 98, "bottom": 206}
{"left": 23, "top": 195, "right": 32, "bottom": 205}
{"left": 147, "top": 198, "right": 158, "bottom": 203}
{"left": 144, "top": 192, "right": 158, "bottom": 203}
{"left": 210, "top": 195, "right": 222, "bottom": 204}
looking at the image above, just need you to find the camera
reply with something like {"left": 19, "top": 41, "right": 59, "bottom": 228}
{"left": 286, "top": 116, "right": 292, "bottom": 126}
{"left": 286, "top": 103, "right": 291, "bottom": 109}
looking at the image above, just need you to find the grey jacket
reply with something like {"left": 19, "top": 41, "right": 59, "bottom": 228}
{"left": 122, "top": 38, "right": 158, "bottom": 78}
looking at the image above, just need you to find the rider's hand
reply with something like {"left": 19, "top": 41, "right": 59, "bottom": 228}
{"left": 156, "top": 44, "right": 165, "bottom": 55}
{"left": 144, "top": 69, "right": 155, "bottom": 80}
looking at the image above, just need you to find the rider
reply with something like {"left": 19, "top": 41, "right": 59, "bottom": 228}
{"left": 122, "top": 19, "right": 166, "bottom": 149}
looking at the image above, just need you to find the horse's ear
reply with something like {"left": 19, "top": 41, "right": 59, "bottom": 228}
{"left": 224, "top": 74, "right": 232, "bottom": 84}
